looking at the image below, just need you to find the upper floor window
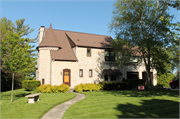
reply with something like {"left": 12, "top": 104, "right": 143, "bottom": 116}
{"left": 87, "top": 48, "right": 91, "bottom": 57}
{"left": 105, "top": 50, "right": 115, "bottom": 61}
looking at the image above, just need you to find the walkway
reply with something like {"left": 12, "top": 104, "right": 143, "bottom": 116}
{"left": 41, "top": 90, "right": 86, "bottom": 119}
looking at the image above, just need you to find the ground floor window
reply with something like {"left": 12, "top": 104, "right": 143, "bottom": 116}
{"left": 127, "top": 72, "right": 139, "bottom": 79}
{"left": 105, "top": 75, "right": 108, "bottom": 81}
{"left": 42, "top": 79, "right": 45, "bottom": 85}
{"left": 104, "top": 75, "right": 117, "bottom": 81}
{"left": 110, "top": 75, "right": 117, "bottom": 81}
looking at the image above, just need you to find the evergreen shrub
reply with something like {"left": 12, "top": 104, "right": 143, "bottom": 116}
{"left": 37, "top": 84, "right": 70, "bottom": 93}
{"left": 22, "top": 80, "right": 41, "bottom": 91}
{"left": 100, "top": 82, "right": 128, "bottom": 90}
{"left": 123, "top": 79, "right": 146, "bottom": 89}
{"left": 74, "top": 83, "right": 103, "bottom": 92}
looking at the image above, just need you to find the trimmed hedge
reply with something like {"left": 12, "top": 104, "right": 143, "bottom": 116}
{"left": 100, "top": 82, "right": 128, "bottom": 90}
{"left": 123, "top": 79, "right": 146, "bottom": 89}
{"left": 99, "top": 79, "right": 146, "bottom": 90}
{"left": 22, "top": 80, "right": 41, "bottom": 91}
{"left": 37, "top": 84, "right": 70, "bottom": 93}
{"left": 74, "top": 83, "right": 103, "bottom": 93}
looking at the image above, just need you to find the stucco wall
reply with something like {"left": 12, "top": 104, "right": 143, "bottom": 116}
{"left": 38, "top": 49, "right": 51, "bottom": 85}
{"left": 37, "top": 46, "right": 157, "bottom": 87}
{"left": 51, "top": 47, "right": 109, "bottom": 87}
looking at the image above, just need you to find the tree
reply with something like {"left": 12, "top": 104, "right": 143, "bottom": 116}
{"left": 1, "top": 31, "right": 37, "bottom": 102}
{"left": 1, "top": 17, "right": 37, "bottom": 92}
{"left": 110, "top": 0, "right": 178, "bottom": 88}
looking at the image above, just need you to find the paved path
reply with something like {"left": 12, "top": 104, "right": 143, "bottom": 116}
{"left": 41, "top": 91, "right": 86, "bottom": 119}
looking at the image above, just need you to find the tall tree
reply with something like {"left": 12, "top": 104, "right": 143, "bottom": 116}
{"left": 1, "top": 17, "right": 37, "bottom": 92}
{"left": 1, "top": 31, "right": 36, "bottom": 102}
{"left": 110, "top": 0, "right": 178, "bottom": 88}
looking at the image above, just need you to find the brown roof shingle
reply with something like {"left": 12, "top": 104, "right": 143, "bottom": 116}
{"left": 38, "top": 25, "right": 61, "bottom": 48}
{"left": 38, "top": 26, "right": 113, "bottom": 61}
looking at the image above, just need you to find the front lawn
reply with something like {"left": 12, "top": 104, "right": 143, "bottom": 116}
{"left": 1, "top": 89, "right": 76, "bottom": 118}
{"left": 63, "top": 90, "right": 179, "bottom": 118}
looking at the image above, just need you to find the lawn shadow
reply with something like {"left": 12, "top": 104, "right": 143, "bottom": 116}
{"left": 104, "top": 89, "right": 179, "bottom": 97}
{"left": 13, "top": 92, "right": 31, "bottom": 101}
{"left": 1, "top": 92, "right": 31, "bottom": 101}
{"left": 114, "top": 99, "right": 179, "bottom": 118}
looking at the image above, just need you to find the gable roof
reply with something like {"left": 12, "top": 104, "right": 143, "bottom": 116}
{"left": 38, "top": 26, "right": 113, "bottom": 61}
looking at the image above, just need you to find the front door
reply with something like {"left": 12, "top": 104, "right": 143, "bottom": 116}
{"left": 63, "top": 69, "right": 71, "bottom": 86}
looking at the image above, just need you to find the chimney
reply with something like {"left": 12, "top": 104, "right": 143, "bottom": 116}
{"left": 39, "top": 26, "right": 45, "bottom": 44}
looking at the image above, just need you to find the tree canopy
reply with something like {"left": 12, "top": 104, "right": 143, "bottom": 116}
{"left": 109, "top": 0, "right": 179, "bottom": 87}
{"left": 1, "top": 17, "right": 37, "bottom": 92}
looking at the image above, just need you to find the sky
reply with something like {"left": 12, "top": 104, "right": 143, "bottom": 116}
{"left": 1, "top": 0, "right": 180, "bottom": 49}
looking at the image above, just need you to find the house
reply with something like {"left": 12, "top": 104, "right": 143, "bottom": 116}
{"left": 36, "top": 24, "right": 157, "bottom": 87}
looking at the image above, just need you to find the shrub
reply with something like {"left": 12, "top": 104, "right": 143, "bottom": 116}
{"left": 74, "top": 83, "right": 83, "bottom": 93}
{"left": 123, "top": 79, "right": 146, "bottom": 89}
{"left": 59, "top": 84, "right": 70, "bottom": 93}
{"left": 74, "top": 83, "right": 103, "bottom": 92}
{"left": 157, "top": 73, "right": 174, "bottom": 88}
{"left": 37, "top": 84, "right": 70, "bottom": 93}
{"left": 22, "top": 80, "right": 41, "bottom": 91}
{"left": 100, "top": 82, "right": 128, "bottom": 90}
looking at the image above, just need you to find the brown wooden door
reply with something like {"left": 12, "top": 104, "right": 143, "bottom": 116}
{"left": 63, "top": 69, "right": 71, "bottom": 86}
{"left": 142, "top": 72, "right": 153, "bottom": 85}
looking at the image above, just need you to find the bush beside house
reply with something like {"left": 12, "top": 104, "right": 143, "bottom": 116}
{"left": 37, "top": 84, "right": 70, "bottom": 93}
{"left": 22, "top": 80, "right": 41, "bottom": 91}
{"left": 74, "top": 83, "right": 103, "bottom": 92}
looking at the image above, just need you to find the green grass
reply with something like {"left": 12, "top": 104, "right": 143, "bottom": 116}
{"left": 1, "top": 89, "right": 76, "bottom": 118}
{"left": 63, "top": 90, "right": 179, "bottom": 118}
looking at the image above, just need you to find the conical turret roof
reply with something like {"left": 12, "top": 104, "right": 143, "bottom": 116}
{"left": 38, "top": 24, "right": 61, "bottom": 48}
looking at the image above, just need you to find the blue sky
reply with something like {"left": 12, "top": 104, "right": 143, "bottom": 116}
{"left": 1, "top": 0, "right": 180, "bottom": 49}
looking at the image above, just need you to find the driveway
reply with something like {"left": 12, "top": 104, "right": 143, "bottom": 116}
{"left": 165, "top": 87, "right": 179, "bottom": 91}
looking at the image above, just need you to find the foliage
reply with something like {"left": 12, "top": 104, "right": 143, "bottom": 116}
{"left": 74, "top": 83, "right": 83, "bottom": 93}
{"left": 109, "top": 0, "right": 178, "bottom": 88}
{"left": 124, "top": 79, "right": 146, "bottom": 89}
{"left": 37, "top": 84, "right": 70, "bottom": 93}
{"left": 22, "top": 80, "right": 40, "bottom": 91}
{"left": 1, "top": 17, "right": 37, "bottom": 92}
{"left": 100, "top": 79, "right": 146, "bottom": 90}
{"left": 157, "top": 73, "right": 175, "bottom": 87}
{"left": 74, "top": 83, "right": 103, "bottom": 93}
{"left": 100, "top": 82, "right": 128, "bottom": 90}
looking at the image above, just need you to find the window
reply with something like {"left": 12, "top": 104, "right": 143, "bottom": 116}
{"left": 104, "top": 75, "right": 117, "bottom": 81}
{"left": 42, "top": 79, "right": 45, "bottom": 85}
{"left": 127, "top": 72, "right": 139, "bottom": 79}
{"left": 130, "top": 57, "right": 138, "bottom": 62}
{"left": 104, "top": 75, "right": 108, "bottom": 81}
{"left": 89, "top": 69, "right": 93, "bottom": 77}
{"left": 110, "top": 75, "right": 117, "bottom": 81}
{"left": 105, "top": 50, "right": 115, "bottom": 61}
{"left": 87, "top": 48, "right": 91, "bottom": 57}
{"left": 79, "top": 69, "right": 83, "bottom": 77}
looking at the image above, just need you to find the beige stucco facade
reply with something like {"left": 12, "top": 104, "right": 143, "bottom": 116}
{"left": 36, "top": 27, "right": 157, "bottom": 87}
{"left": 36, "top": 46, "right": 157, "bottom": 87}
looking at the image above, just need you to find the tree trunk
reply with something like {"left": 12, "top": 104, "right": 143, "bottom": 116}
{"left": 11, "top": 72, "right": 14, "bottom": 102}
{"left": 147, "top": 47, "right": 151, "bottom": 89}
